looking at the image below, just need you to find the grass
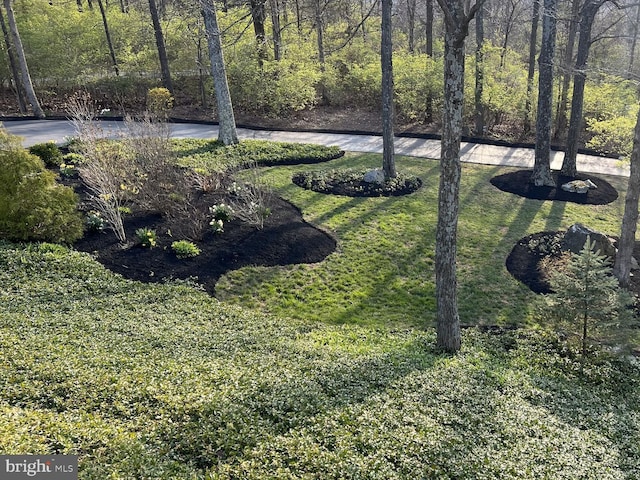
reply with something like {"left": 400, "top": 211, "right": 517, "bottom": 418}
{"left": 215, "top": 152, "right": 628, "bottom": 329}
{"left": 0, "top": 142, "right": 638, "bottom": 478}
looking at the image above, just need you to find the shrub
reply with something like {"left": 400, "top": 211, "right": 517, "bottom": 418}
{"left": 228, "top": 169, "right": 273, "bottom": 230}
{"left": 135, "top": 227, "right": 157, "bottom": 248}
{"left": 0, "top": 145, "right": 83, "bottom": 243}
{"left": 146, "top": 87, "right": 174, "bottom": 119}
{"left": 171, "top": 240, "right": 201, "bottom": 259}
{"left": 29, "top": 141, "right": 63, "bottom": 167}
{"left": 85, "top": 211, "right": 106, "bottom": 232}
{"left": 209, "top": 203, "right": 233, "bottom": 222}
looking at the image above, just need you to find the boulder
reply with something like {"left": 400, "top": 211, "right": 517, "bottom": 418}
{"left": 561, "top": 179, "right": 598, "bottom": 193}
{"left": 363, "top": 169, "right": 386, "bottom": 185}
{"left": 563, "top": 223, "right": 616, "bottom": 259}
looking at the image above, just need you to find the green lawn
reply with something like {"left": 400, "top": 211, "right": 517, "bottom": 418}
{"left": 0, "top": 145, "right": 638, "bottom": 479}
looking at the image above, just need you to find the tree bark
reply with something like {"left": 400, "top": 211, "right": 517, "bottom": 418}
{"left": 531, "top": 0, "right": 557, "bottom": 187}
{"left": 97, "top": 0, "right": 119, "bottom": 76}
{"left": 0, "top": 4, "right": 26, "bottom": 113}
{"left": 524, "top": 0, "right": 540, "bottom": 134}
{"left": 561, "top": 0, "right": 606, "bottom": 177}
{"left": 202, "top": 0, "right": 238, "bottom": 145}
{"left": 553, "top": 0, "right": 580, "bottom": 141}
{"left": 424, "top": 0, "right": 434, "bottom": 123}
{"left": 381, "top": 0, "right": 396, "bottom": 179}
{"left": 250, "top": 0, "right": 267, "bottom": 63}
{"left": 149, "top": 0, "right": 173, "bottom": 93}
{"left": 3, "top": 0, "right": 44, "bottom": 118}
{"left": 407, "top": 0, "right": 416, "bottom": 52}
{"left": 613, "top": 106, "right": 640, "bottom": 287}
{"left": 434, "top": 0, "right": 484, "bottom": 353}
{"left": 474, "top": 3, "right": 484, "bottom": 136}
{"left": 269, "top": 0, "right": 282, "bottom": 61}
{"left": 315, "top": 0, "right": 325, "bottom": 65}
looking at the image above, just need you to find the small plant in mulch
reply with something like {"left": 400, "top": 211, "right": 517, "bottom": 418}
{"left": 171, "top": 240, "right": 201, "bottom": 259}
{"left": 292, "top": 169, "right": 422, "bottom": 197}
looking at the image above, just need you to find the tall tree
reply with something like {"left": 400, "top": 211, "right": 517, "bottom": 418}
{"left": 531, "top": 0, "right": 558, "bottom": 187}
{"left": 250, "top": 0, "right": 268, "bottom": 63}
{"left": 554, "top": 0, "right": 581, "bottom": 141}
{"left": 381, "top": 0, "right": 396, "bottom": 179}
{"left": 424, "top": 0, "right": 434, "bottom": 122}
{"left": 474, "top": 2, "right": 484, "bottom": 135}
{"left": 434, "top": 0, "right": 484, "bottom": 353}
{"left": 97, "top": 0, "right": 119, "bottom": 76}
{"left": 614, "top": 105, "right": 640, "bottom": 287}
{"left": 524, "top": 0, "right": 540, "bottom": 133}
{"left": 3, "top": 0, "right": 44, "bottom": 118}
{"left": 0, "top": 4, "right": 26, "bottom": 113}
{"left": 269, "top": 0, "right": 282, "bottom": 60}
{"left": 561, "top": 0, "right": 608, "bottom": 177}
{"left": 149, "top": 0, "right": 174, "bottom": 92}
{"left": 202, "top": 0, "right": 238, "bottom": 145}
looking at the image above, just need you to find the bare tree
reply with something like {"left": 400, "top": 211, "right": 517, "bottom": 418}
{"left": 3, "top": 0, "right": 44, "bottom": 118}
{"left": 0, "top": 4, "right": 26, "bottom": 113}
{"left": 531, "top": 0, "right": 558, "bottom": 187}
{"left": 562, "top": 0, "right": 609, "bottom": 177}
{"left": 149, "top": 0, "right": 174, "bottom": 92}
{"left": 434, "top": 0, "right": 485, "bottom": 353}
{"left": 381, "top": 0, "right": 396, "bottom": 179}
{"left": 475, "top": 2, "right": 485, "bottom": 136}
{"left": 524, "top": 0, "right": 540, "bottom": 133}
{"left": 97, "top": 0, "right": 120, "bottom": 76}
{"left": 614, "top": 105, "right": 640, "bottom": 287}
{"left": 202, "top": 0, "right": 239, "bottom": 145}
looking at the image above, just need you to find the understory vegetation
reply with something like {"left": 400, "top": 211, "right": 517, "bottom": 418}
{"left": 0, "top": 241, "right": 638, "bottom": 478}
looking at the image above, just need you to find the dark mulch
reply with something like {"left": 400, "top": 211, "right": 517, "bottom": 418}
{"left": 490, "top": 169, "right": 618, "bottom": 205}
{"left": 71, "top": 187, "right": 336, "bottom": 296}
{"left": 291, "top": 171, "right": 423, "bottom": 197}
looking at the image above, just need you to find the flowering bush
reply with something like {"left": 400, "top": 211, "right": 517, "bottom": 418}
{"left": 135, "top": 227, "right": 157, "bottom": 248}
{"left": 209, "top": 203, "right": 233, "bottom": 222}
{"left": 210, "top": 218, "right": 224, "bottom": 234}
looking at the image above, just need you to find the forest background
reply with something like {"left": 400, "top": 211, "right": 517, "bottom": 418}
{"left": 0, "top": 0, "right": 639, "bottom": 157}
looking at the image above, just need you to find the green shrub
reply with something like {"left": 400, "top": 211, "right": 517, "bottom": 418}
{"left": 135, "top": 227, "right": 157, "bottom": 248}
{"left": 29, "top": 142, "right": 63, "bottom": 167}
{"left": 85, "top": 211, "right": 106, "bottom": 232}
{"left": 171, "top": 240, "right": 201, "bottom": 259}
{"left": 0, "top": 145, "right": 83, "bottom": 243}
{"left": 209, "top": 203, "right": 233, "bottom": 222}
{"left": 146, "top": 87, "right": 174, "bottom": 118}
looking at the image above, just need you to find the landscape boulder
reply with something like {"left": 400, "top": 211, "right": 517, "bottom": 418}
{"left": 363, "top": 169, "right": 386, "bottom": 185}
{"left": 561, "top": 179, "right": 597, "bottom": 193}
{"left": 563, "top": 223, "right": 616, "bottom": 259}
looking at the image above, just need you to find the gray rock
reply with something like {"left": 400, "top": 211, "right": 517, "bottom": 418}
{"left": 563, "top": 223, "right": 616, "bottom": 259}
{"left": 363, "top": 169, "right": 386, "bottom": 185}
{"left": 561, "top": 179, "right": 598, "bottom": 193}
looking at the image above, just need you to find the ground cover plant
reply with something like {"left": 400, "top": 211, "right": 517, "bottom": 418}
{"left": 0, "top": 241, "right": 639, "bottom": 478}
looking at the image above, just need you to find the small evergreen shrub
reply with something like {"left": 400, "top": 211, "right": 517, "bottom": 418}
{"left": 0, "top": 144, "right": 83, "bottom": 243}
{"left": 171, "top": 240, "right": 201, "bottom": 259}
{"left": 29, "top": 141, "right": 63, "bottom": 167}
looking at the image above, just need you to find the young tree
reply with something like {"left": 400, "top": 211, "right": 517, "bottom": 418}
{"left": 149, "top": 0, "right": 174, "bottom": 92}
{"left": 3, "top": 0, "right": 44, "bottom": 118}
{"left": 0, "top": 5, "right": 26, "bottom": 113}
{"left": 561, "top": 0, "right": 609, "bottom": 177}
{"left": 538, "top": 237, "right": 635, "bottom": 362}
{"left": 554, "top": 0, "right": 580, "bottom": 141}
{"left": 434, "top": 0, "right": 484, "bottom": 353}
{"left": 425, "top": 0, "right": 435, "bottom": 123}
{"left": 381, "top": 0, "right": 396, "bottom": 180}
{"left": 614, "top": 105, "right": 640, "bottom": 288}
{"left": 97, "top": 0, "right": 120, "bottom": 76}
{"left": 531, "top": 0, "right": 557, "bottom": 187}
{"left": 202, "top": 0, "right": 239, "bottom": 145}
{"left": 523, "top": 0, "right": 540, "bottom": 133}
{"left": 474, "top": 3, "right": 485, "bottom": 136}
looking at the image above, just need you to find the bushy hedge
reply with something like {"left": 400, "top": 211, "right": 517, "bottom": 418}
{"left": 0, "top": 138, "right": 83, "bottom": 243}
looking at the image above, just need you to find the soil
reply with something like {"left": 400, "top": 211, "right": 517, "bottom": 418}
{"left": 66, "top": 175, "right": 337, "bottom": 296}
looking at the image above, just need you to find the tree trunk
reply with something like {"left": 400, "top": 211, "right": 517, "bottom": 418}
{"left": 202, "top": 0, "right": 238, "bottom": 145}
{"left": 434, "top": 0, "right": 484, "bottom": 353}
{"left": 149, "top": 0, "right": 173, "bottom": 92}
{"left": 269, "top": 0, "right": 282, "bottom": 61}
{"left": 524, "top": 0, "right": 540, "bottom": 134}
{"left": 315, "top": 0, "right": 325, "bottom": 65}
{"left": 474, "top": 3, "right": 484, "bottom": 136}
{"left": 628, "top": 4, "right": 640, "bottom": 78}
{"left": 250, "top": 0, "right": 267, "bottom": 63}
{"left": 424, "top": 0, "right": 434, "bottom": 122}
{"left": 554, "top": 0, "right": 580, "bottom": 141}
{"left": 3, "top": 0, "right": 44, "bottom": 118}
{"left": 97, "top": 0, "right": 119, "bottom": 76}
{"left": 0, "top": 4, "right": 26, "bottom": 113}
{"left": 531, "top": 0, "right": 557, "bottom": 187}
{"left": 614, "top": 106, "right": 640, "bottom": 287}
{"left": 407, "top": 0, "right": 416, "bottom": 52}
{"left": 562, "top": 0, "right": 605, "bottom": 177}
{"left": 381, "top": 0, "right": 396, "bottom": 179}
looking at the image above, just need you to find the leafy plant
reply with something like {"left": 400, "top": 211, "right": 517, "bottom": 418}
{"left": 135, "top": 227, "right": 157, "bottom": 248}
{"left": 146, "top": 87, "right": 174, "bottom": 119}
{"left": 171, "top": 240, "right": 201, "bottom": 259}
{"left": 29, "top": 141, "right": 63, "bottom": 167}
{"left": 210, "top": 218, "right": 224, "bottom": 234}
{"left": 0, "top": 136, "right": 83, "bottom": 243}
{"left": 209, "top": 203, "right": 233, "bottom": 222}
{"left": 85, "top": 211, "right": 106, "bottom": 232}
{"left": 58, "top": 162, "right": 78, "bottom": 178}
